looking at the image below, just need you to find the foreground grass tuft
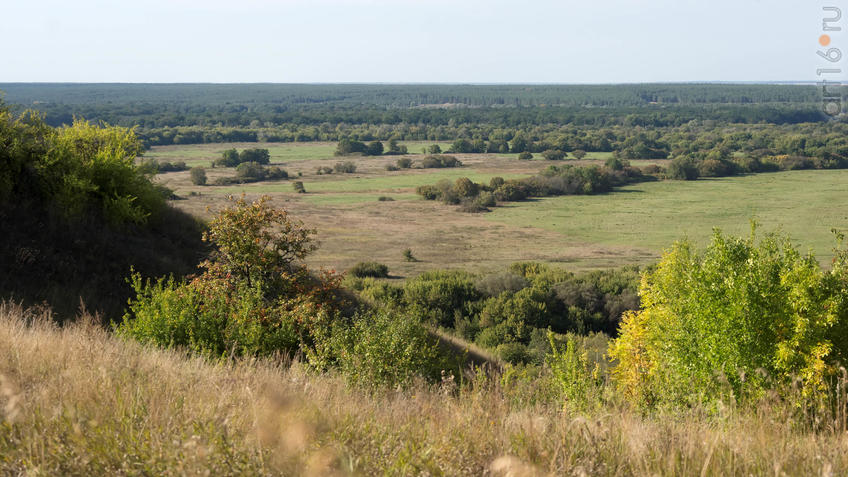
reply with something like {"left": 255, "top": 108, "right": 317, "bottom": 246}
{"left": 2, "top": 302, "right": 848, "bottom": 475}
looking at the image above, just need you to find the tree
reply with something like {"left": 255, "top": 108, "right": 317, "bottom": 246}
{"left": 238, "top": 148, "right": 270, "bottom": 165}
{"left": 427, "top": 144, "right": 442, "bottom": 154}
{"left": 335, "top": 138, "right": 367, "bottom": 156}
{"left": 572, "top": 149, "right": 587, "bottom": 160}
{"left": 190, "top": 167, "right": 207, "bottom": 185}
{"left": 610, "top": 229, "right": 848, "bottom": 407}
{"left": 518, "top": 151, "right": 533, "bottom": 160}
{"left": 510, "top": 135, "right": 528, "bottom": 153}
{"left": 202, "top": 195, "right": 317, "bottom": 290}
{"left": 366, "top": 141, "right": 384, "bottom": 156}
{"left": 216, "top": 149, "right": 240, "bottom": 167}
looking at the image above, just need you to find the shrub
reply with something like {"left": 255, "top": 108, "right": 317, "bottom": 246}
{"left": 118, "top": 195, "right": 340, "bottom": 358}
{"left": 609, "top": 229, "right": 848, "bottom": 408}
{"left": 547, "top": 332, "right": 604, "bottom": 411}
{"left": 475, "top": 272, "right": 529, "bottom": 297}
{"left": 542, "top": 150, "right": 566, "bottom": 161}
{"left": 419, "top": 155, "right": 462, "bottom": 169}
{"left": 334, "top": 161, "right": 357, "bottom": 173}
{"left": 156, "top": 161, "right": 188, "bottom": 172}
{"left": 309, "top": 310, "right": 444, "bottom": 387}
{"left": 489, "top": 176, "right": 505, "bottom": 189}
{"left": 640, "top": 164, "right": 663, "bottom": 175}
{"left": 476, "top": 191, "right": 496, "bottom": 208}
{"left": 697, "top": 159, "right": 735, "bottom": 177}
{"left": 493, "top": 182, "right": 528, "bottom": 202}
{"left": 416, "top": 185, "right": 441, "bottom": 200}
{"left": 239, "top": 148, "right": 270, "bottom": 165}
{"left": 458, "top": 200, "right": 488, "bottom": 213}
{"left": 571, "top": 149, "right": 587, "bottom": 160}
{"left": 316, "top": 166, "right": 334, "bottom": 175}
{"left": 396, "top": 157, "right": 413, "bottom": 169}
{"left": 605, "top": 157, "right": 628, "bottom": 171}
{"left": 385, "top": 165, "right": 399, "bottom": 171}
{"left": 292, "top": 181, "right": 305, "bottom": 193}
{"left": 189, "top": 167, "right": 207, "bottom": 185}
{"left": 349, "top": 261, "right": 390, "bottom": 278}
{"left": 403, "top": 248, "right": 418, "bottom": 262}
{"left": 666, "top": 157, "right": 700, "bottom": 180}
{"left": 518, "top": 151, "right": 533, "bottom": 160}
{"left": 427, "top": 144, "right": 442, "bottom": 154}
{"left": 497, "top": 342, "right": 532, "bottom": 365}
{"left": 453, "top": 177, "right": 479, "bottom": 198}
{"left": 403, "top": 270, "right": 480, "bottom": 327}
{"left": 377, "top": 196, "right": 394, "bottom": 202}
{"left": 335, "top": 138, "right": 367, "bottom": 156}
{"left": 235, "top": 161, "right": 266, "bottom": 180}
{"left": 265, "top": 166, "right": 288, "bottom": 180}
{"left": 365, "top": 141, "right": 384, "bottom": 156}
{"left": 214, "top": 148, "right": 240, "bottom": 167}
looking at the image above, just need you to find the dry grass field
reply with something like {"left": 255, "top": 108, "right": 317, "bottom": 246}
{"left": 3, "top": 302, "right": 848, "bottom": 476}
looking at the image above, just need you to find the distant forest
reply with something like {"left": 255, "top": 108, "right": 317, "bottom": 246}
{"left": 1, "top": 83, "right": 845, "bottom": 147}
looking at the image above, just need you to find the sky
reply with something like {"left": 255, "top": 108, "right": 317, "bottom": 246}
{"left": 0, "top": 0, "right": 843, "bottom": 83}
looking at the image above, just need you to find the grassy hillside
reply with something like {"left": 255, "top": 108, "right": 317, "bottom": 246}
{"left": 1, "top": 302, "right": 846, "bottom": 475}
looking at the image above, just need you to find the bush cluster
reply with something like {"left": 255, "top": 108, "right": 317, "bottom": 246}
{"left": 417, "top": 164, "right": 647, "bottom": 212}
{"left": 212, "top": 148, "right": 270, "bottom": 168}
{"left": 348, "top": 261, "right": 389, "bottom": 278}
{"left": 119, "top": 196, "right": 449, "bottom": 388}
{"left": 348, "top": 262, "right": 642, "bottom": 364}
{"left": 213, "top": 163, "right": 288, "bottom": 185}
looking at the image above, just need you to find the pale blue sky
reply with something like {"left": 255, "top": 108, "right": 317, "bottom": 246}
{"left": 0, "top": 0, "right": 841, "bottom": 83}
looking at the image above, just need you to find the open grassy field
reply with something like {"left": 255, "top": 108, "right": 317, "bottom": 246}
{"left": 486, "top": 169, "right": 848, "bottom": 264}
{"left": 148, "top": 142, "right": 846, "bottom": 276}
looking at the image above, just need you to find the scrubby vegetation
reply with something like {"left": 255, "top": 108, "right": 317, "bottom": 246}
{"left": 0, "top": 102, "right": 204, "bottom": 318}
{"left": 417, "top": 162, "right": 649, "bottom": 211}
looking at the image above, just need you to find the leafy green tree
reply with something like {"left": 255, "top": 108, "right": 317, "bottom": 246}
{"left": 610, "top": 229, "right": 848, "bottom": 407}
{"left": 572, "top": 149, "right": 587, "bottom": 160}
{"left": 427, "top": 144, "right": 442, "bottom": 154}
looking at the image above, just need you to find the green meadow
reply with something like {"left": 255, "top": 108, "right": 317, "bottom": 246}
{"left": 486, "top": 169, "right": 848, "bottom": 262}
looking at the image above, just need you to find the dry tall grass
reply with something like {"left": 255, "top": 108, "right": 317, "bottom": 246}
{"left": 1, "top": 302, "right": 847, "bottom": 476}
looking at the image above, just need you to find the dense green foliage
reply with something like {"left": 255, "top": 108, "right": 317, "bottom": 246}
{"left": 346, "top": 263, "right": 642, "bottom": 364}
{"left": 0, "top": 106, "right": 167, "bottom": 225}
{"left": 610, "top": 229, "right": 848, "bottom": 408}
{"left": 418, "top": 163, "right": 649, "bottom": 211}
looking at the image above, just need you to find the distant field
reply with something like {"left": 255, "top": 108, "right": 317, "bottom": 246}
{"left": 486, "top": 170, "right": 848, "bottom": 263}
{"left": 153, "top": 143, "right": 847, "bottom": 276}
